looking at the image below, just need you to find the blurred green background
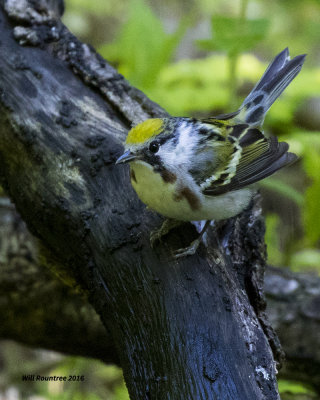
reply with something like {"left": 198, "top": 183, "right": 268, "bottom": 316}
{"left": 1, "top": 0, "right": 319, "bottom": 399}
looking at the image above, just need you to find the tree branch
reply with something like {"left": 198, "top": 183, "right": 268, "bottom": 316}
{"left": 0, "top": 1, "right": 282, "bottom": 398}
{"left": 2, "top": 199, "right": 320, "bottom": 392}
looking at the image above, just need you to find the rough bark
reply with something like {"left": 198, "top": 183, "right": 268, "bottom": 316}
{"left": 1, "top": 200, "right": 320, "bottom": 393}
{"left": 0, "top": 1, "right": 282, "bottom": 398}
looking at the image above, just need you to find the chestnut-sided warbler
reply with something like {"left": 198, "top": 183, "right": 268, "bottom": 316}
{"left": 116, "top": 48, "right": 305, "bottom": 257}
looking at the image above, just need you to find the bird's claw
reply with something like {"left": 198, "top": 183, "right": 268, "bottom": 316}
{"left": 174, "top": 238, "right": 201, "bottom": 259}
{"left": 150, "top": 219, "right": 182, "bottom": 249}
{"left": 150, "top": 228, "right": 163, "bottom": 248}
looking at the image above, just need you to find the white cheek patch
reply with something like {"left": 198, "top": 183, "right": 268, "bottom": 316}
{"left": 160, "top": 122, "right": 195, "bottom": 167}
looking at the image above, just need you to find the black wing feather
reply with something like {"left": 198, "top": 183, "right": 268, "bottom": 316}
{"left": 202, "top": 128, "right": 297, "bottom": 196}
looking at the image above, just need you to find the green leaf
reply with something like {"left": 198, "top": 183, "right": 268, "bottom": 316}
{"left": 291, "top": 249, "right": 320, "bottom": 273}
{"left": 265, "top": 214, "right": 283, "bottom": 265}
{"left": 260, "top": 178, "right": 304, "bottom": 206}
{"left": 197, "top": 15, "right": 269, "bottom": 54}
{"left": 303, "top": 178, "right": 320, "bottom": 245}
{"left": 301, "top": 145, "right": 320, "bottom": 245}
{"left": 99, "top": 0, "right": 189, "bottom": 89}
{"left": 281, "top": 131, "right": 320, "bottom": 247}
{"left": 64, "top": 0, "right": 120, "bottom": 14}
{"left": 278, "top": 379, "right": 316, "bottom": 395}
{"left": 147, "top": 54, "right": 230, "bottom": 115}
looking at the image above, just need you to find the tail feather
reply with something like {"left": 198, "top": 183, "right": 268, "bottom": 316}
{"left": 239, "top": 48, "right": 306, "bottom": 126}
{"left": 253, "top": 47, "right": 290, "bottom": 92}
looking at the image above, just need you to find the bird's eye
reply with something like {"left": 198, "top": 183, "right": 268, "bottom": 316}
{"left": 149, "top": 141, "right": 160, "bottom": 153}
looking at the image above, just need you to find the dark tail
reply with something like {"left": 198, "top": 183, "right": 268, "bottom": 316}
{"left": 238, "top": 48, "right": 306, "bottom": 126}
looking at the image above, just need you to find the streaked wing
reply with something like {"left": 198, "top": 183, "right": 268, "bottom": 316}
{"left": 188, "top": 120, "right": 233, "bottom": 185}
{"left": 200, "top": 124, "right": 297, "bottom": 196}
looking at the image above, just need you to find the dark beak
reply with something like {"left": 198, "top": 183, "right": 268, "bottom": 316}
{"left": 115, "top": 150, "right": 137, "bottom": 164}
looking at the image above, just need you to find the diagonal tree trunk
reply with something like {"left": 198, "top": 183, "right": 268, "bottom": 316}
{"left": 0, "top": 0, "right": 283, "bottom": 398}
{"left": 1, "top": 199, "right": 320, "bottom": 393}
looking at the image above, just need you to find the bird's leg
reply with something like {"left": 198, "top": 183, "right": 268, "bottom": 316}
{"left": 150, "top": 218, "right": 183, "bottom": 248}
{"left": 174, "top": 220, "right": 211, "bottom": 258}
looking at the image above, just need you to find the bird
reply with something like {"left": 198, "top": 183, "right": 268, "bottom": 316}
{"left": 116, "top": 48, "right": 305, "bottom": 257}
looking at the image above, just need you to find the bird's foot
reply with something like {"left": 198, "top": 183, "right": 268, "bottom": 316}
{"left": 150, "top": 218, "right": 182, "bottom": 248}
{"left": 173, "top": 220, "right": 211, "bottom": 259}
{"left": 174, "top": 237, "right": 202, "bottom": 258}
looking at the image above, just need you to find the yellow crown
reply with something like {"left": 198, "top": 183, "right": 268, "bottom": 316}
{"left": 126, "top": 118, "right": 163, "bottom": 145}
